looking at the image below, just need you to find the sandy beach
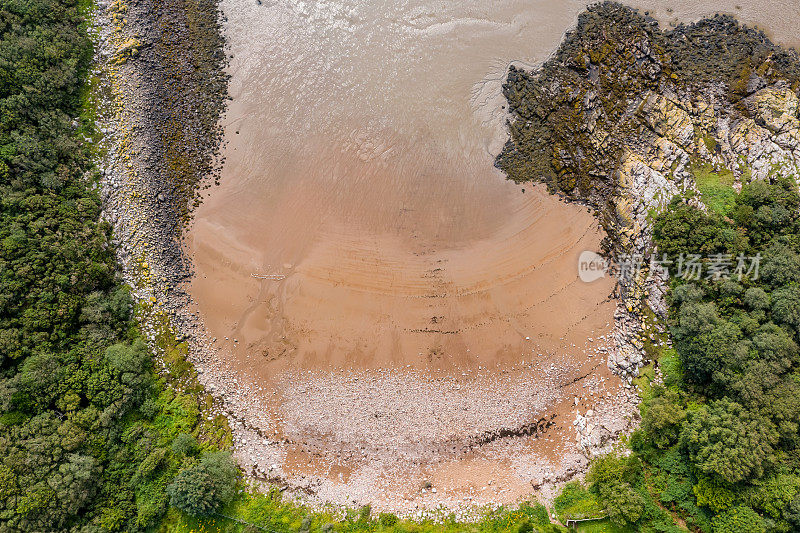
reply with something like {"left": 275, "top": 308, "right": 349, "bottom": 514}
{"left": 181, "top": 0, "right": 800, "bottom": 512}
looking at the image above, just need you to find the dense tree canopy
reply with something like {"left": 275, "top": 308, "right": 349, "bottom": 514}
{"left": 0, "top": 0, "right": 235, "bottom": 530}
{"left": 587, "top": 178, "right": 800, "bottom": 532}
{"left": 680, "top": 398, "right": 778, "bottom": 484}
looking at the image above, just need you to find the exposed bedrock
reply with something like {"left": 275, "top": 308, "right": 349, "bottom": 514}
{"left": 95, "top": 0, "right": 228, "bottom": 313}
{"left": 497, "top": 1, "right": 800, "bottom": 377}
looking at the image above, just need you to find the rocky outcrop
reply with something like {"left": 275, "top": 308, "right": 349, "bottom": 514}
{"left": 93, "top": 0, "right": 227, "bottom": 318}
{"left": 497, "top": 2, "right": 800, "bottom": 377}
{"left": 91, "top": 0, "right": 230, "bottom": 440}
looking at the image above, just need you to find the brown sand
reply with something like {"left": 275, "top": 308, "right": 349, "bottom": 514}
{"left": 185, "top": 0, "right": 800, "bottom": 512}
{"left": 187, "top": 122, "right": 622, "bottom": 508}
{"left": 189, "top": 139, "right": 614, "bottom": 373}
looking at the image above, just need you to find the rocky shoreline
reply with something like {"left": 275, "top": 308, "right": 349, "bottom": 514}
{"left": 497, "top": 1, "right": 800, "bottom": 379}
{"left": 95, "top": 0, "right": 227, "bottom": 295}
{"left": 90, "top": 0, "right": 800, "bottom": 519}
{"left": 90, "top": 0, "right": 235, "bottom": 450}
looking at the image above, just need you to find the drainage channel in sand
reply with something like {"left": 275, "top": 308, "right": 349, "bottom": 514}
{"left": 178, "top": 0, "right": 800, "bottom": 513}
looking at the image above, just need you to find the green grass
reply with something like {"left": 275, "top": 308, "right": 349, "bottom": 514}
{"left": 157, "top": 493, "right": 566, "bottom": 533}
{"left": 658, "top": 348, "right": 683, "bottom": 389}
{"left": 632, "top": 363, "right": 657, "bottom": 401}
{"left": 690, "top": 162, "right": 736, "bottom": 215}
{"left": 574, "top": 519, "right": 632, "bottom": 533}
{"left": 701, "top": 134, "right": 717, "bottom": 153}
{"left": 147, "top": 308, "right": 233, "bottom": 449}
{"left": 553, "top": 483, "right": 603, "bottom": 524}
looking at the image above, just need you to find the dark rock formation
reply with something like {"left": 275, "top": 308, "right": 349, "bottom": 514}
{"left": 496, "top": 2, "right": 800, "bottom": 375}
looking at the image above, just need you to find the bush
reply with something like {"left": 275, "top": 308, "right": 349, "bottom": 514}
{"left": 378, "top": 512, "right": 398, "bottom": 526}
{"left": 693, "top": 476, "right": 736, "bottom": 513}
{"left": 171, "top": 432, "right": 199, "bottom": 457}
{"left": 166, "top": 451, "right": 238, "bottom": 516}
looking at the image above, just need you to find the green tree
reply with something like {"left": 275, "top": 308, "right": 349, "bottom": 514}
{"left": 48, "top": 453, "right": 99, "bottom": 516}
{"left": 743, "top": 287, "right": 770, "bottom": 310}
{"left": 744, "top": 473, "right": 800, "bottom": 527}
{"left": 711, "top": 505, "right": 766, "bottom": 533}
{"left": 640, "top": 387, "right": 686, "bottom": 449}
{"left": 654, "top": 201, "right": 740, "bottom": 259}
{"left": 553, "top": 482, "right": 602, "bottom": 521}
{"left": 787, "top": 492, "right": 800, "bottom": 529}
{"left": 597, "top": 480, "right": 645, "bottom": 525}
{"left": 166, "top": 451, "right": 238, "bottom": 516}
{"left": 675, "top": 312, "right": 742, "bottom": 388}
{"left": 771, "top": 286, "right": 800, "bottom": 334}
{"left": 171, "top": 432, "right": 199, "bottom": 457}
{"left": 680, "top": 399, "right": 778, "bottom": 484}
{"left": 760, "top": 243, "right": 800, "bottom": 288}
{"left": 586, "top": 454, "right": 644, "bottom": 525}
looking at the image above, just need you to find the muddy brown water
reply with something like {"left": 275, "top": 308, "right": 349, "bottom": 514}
{"left": 186, "top": 0, "right": 800, "bottom": 509}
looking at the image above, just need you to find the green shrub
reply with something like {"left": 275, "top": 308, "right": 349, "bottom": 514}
{"left": 171, "top": 432, "right": 199, "bottom": 457}
{"left": 378, "top": 512, "right": 398, "bottom": 526}
{"left": 166, "top": 451, "right": 238, "bottom": 516}
{"left": 693, "top": 476, "right": 736, "bottom": 513}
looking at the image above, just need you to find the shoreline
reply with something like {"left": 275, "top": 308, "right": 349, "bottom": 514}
{"left": 90, "top": 0, "right": 800, "bottom": 518}
{"left": 90, "top": 0, "right": 641, "bottom": 516}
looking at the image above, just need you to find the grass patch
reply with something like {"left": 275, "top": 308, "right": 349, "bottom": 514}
{"left": 690, "top": 162, "right": 736, "bottom": 215}
{"left": 553, "top": 482, "right": 603, "bottom": 524}
{"left": 574, "top": 519, "right": 632, "bottom": 533}
{"left": 632, "top": 363, "right": 657, "bottom": 401}
{"left": 147, "top": 308, "right": 233, "bottom": 449}
{"left": 658, "top": 348, "right": 683, "bottom": 389}
{"left": 157, "top": 491, "right": 565, "bottom": 533}
{"left": 701, "top": 134, "right": 717, "bottom": 153}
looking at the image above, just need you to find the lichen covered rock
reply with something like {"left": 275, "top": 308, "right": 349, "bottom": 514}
{"left": 496, "top": 1, "right": 800, "bottom": 376}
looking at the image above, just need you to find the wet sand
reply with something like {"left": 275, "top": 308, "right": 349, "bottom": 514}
{"left": 186, "top": 0, "right": 800, "bottom": 510}
{"left": 190, "top": 160, "right": 613, "bottom": 372}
